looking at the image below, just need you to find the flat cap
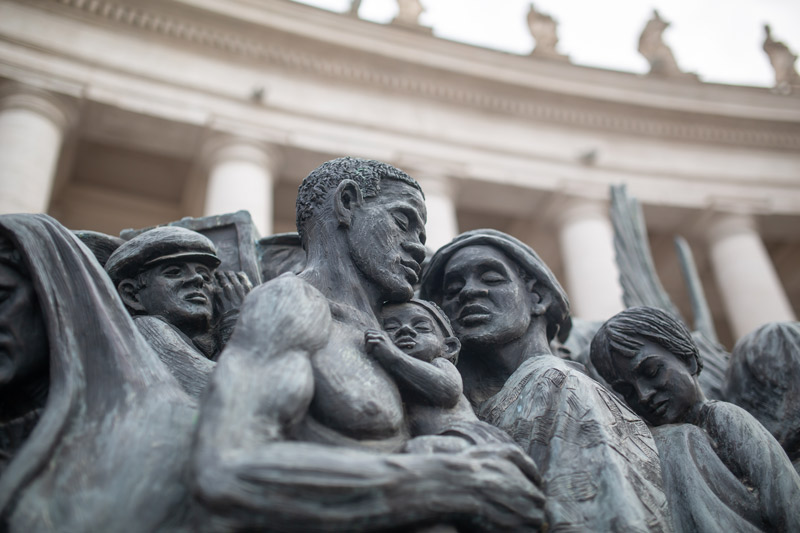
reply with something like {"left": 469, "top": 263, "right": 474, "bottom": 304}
{"left": 419, "top": 229, "right": 572, "bottom": 343}
{"left": 105, "top": 226, "right": 220, "bottom": 285}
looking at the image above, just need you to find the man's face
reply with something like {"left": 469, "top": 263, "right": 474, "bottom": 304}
{"left": 347, "top": 179, "right": 427, "bottom": 303}
{"left": 0, "top": 262, "right": 48, "bottom": 390}
{"left": 381, "top": 303, "right": 446, "bottom": 363}
{"left": 136, "top": 260, "right": 215, "bottom": 332}
{"left": 609, "top": 338, "right": 700, "bottom": 426}
{"left": 440, "top": 245, "right": 532, "bottom": 348}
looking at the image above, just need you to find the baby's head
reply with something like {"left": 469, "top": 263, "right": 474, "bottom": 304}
{"left": 590, "top": 306, "right": 704, "bottom": 426}
{"left": 381, "top": 299, "right": 460, "bottom": 364}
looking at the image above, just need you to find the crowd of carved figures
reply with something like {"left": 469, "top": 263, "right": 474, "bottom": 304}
{"left": 1, "top": 156, "right": 799, "bottom": 532}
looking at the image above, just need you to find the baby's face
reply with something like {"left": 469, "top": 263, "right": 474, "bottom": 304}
{"left": 610, "top": 337, "right": 699, "bottom": 426}
{"left": 381, "top": 303, "right": 446, "bottom": 363}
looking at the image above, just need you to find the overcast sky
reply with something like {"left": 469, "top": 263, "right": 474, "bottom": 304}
{"left": 292, "top": 0, "right": 800, "bottom": 88}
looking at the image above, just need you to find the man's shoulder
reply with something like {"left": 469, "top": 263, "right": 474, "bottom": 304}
{"left": 234, "top": 273, "right": 333, "bottom": 354}
{"left": 254, "top": 273, "right": 330, "bottom": 312}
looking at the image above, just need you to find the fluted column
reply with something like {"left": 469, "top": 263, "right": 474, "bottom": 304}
{"left": 557, "top": 197, "right": 624, "bottom": 321}
{"left": 706, "top": 212, "right": 796, "bottom": 339}
{"left": 203, "top": 137, "right": 280, "bottom": 236}
{"left": 412, "top": 172, "right": 458, "bottom": 253}
{"left": 0, "top": 84, "right": 73, "bottom": 214}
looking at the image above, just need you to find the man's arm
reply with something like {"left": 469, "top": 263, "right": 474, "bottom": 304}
{"left": 365, "top": 330, "right": 461, "bottom": 408}
{"left": 193, "top": 276, "right": 546, "bottom": 532}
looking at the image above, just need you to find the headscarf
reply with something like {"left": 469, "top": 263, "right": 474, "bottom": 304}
{"left": 0, "top": 214, "right": 192, "bottom": 527}
{"left": 419, "top": 229, "right": 572, "bottom": 342}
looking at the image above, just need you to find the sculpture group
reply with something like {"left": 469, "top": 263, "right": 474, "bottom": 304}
{"left": 1, "top": 157, "right": 799, "bottom": 532}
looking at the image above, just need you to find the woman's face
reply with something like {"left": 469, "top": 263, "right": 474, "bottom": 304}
{"left": 0, "top": 262, "right": 48, "bottom": 390}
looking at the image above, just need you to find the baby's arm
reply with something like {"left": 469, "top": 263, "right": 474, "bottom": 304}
{"left": 365, "top": 329, "right": 462, "bottom": 408}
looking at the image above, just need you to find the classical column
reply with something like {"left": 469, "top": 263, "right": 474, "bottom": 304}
{"left": 706, "top": 213, "right": 796, "bottom": 339}
{"left": 203, "top": 138, "right": 280, "bottom": 236}
{"left": 557, "top": 197, "right": 624, "bottom": 321}
{"left": 413, "top": 173, "right": 458, "bottom": 253}
{"left": 0, "top": 84, "right": 73, "bottom": 214}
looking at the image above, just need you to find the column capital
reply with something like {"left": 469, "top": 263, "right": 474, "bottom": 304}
{"left": 705, "top": 212, "right": 758, "bottom": 243}
{"left": 201, "top": 134, "right": 282, "bottom": 173}
{"left": 394, "top": 157, "right": 462, "bottom": 196}
{"left": 555, "top": 195, "right": 609, "bottom": 226}
{"left": 413, "top": 173, "right": 454, "bottom": 198}
{"left": 0, "top": 82, "right": 77, "bottom": 132}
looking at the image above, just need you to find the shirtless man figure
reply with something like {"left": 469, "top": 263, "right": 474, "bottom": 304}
{"left": 192, "top": 157, "right": 545, "bottom": 532}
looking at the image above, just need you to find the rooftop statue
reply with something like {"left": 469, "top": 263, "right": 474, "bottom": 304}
{"left": 526, "top": 4, "right": 568, "bottom": 61}
{"left": 763, "top": 24, "right": 800, "bottom": 94}
{"left": 0, "top": 214, "right": 200, "bottom": 532}
{"left": 391, "top": 0, "right": 431, "bottom": 33}
{"left": 592, "top": 306, "right": 800, "bottom": 532}
{"left": 420, "top": 229, "right": 670, "bottom": 532}
{"left": 192, "top": 158, "right": 546, "bottom": 531}
{"left": 638, "top": 10, "right": 696, "bottom": 79}
{"left": 723, "top": 321, "right": 800, "bottom": 473}
{"left": 105, "top": 226, "right": 251, "bottom": 399}
{"left": 347, "top": 0, "right": 361, "bottom": 17}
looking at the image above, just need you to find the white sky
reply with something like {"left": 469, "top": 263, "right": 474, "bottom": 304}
{"left": 292, "top": 0, "right": 800, "bottom": 87}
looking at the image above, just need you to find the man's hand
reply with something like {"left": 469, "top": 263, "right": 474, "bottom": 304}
{"left": 213, "top": 271, "right": 253, "bottom": 354}
{"left": 450, "top": 444, "right": 546, "bottom": 531}
{"left": 214, "top": 270, "right": 253, "bottom": 316}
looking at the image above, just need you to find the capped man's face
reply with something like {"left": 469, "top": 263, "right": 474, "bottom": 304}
{"left": 347, "top": 179, "right": 427, "bottom": 303}
{"left": 440, "top": 245, "right": 532, "bottom": 348}
{"left": 136, "top": 260, "right": 215, "bottom": 330}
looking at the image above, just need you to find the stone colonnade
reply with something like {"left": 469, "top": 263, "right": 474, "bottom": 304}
{"left": 0, "top": 83, "right": 795, "bottom": 338}
{"left": 0, "top": 84, "right": 74, "bottom": 215}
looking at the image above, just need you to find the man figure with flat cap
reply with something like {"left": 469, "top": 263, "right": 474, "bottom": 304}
{"left": 420, "top": 229, "right": 670, "bottom": 533}
{"left": 106, "top": 226, "right": 250, "bottom": 398}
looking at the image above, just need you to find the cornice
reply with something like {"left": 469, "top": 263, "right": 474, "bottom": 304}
{"left": 38, "top": 0, "right": 800, "bottom": 151}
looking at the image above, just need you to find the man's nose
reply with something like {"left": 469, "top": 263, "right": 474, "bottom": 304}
{"left": 185, "top": 270, "right": 205, "bottom": 286}
{"left": 401, "top": 241, "right": 426, "bottom": 265}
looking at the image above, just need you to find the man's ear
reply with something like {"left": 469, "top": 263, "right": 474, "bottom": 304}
{"left": 529, "top": 282, "right": 553, "bottom": 317}
{"left": 443, "top": 336, "right": 461, "bottom": 360}
{"left": 334, "top": 179, "right": 364, "bottom": 229}
{"left": 118, "top": 279, "right": 146, "bottom": 313}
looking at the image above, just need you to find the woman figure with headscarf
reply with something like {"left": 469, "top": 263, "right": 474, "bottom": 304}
{"left": 0, "top": 214, "right": 199, "bottom": 532}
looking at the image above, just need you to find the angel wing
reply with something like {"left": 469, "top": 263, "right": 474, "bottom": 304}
{"left": 609, "top": 185, "right": 729, "bottom": 399}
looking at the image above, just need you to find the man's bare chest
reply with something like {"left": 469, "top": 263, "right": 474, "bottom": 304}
{"left": 308, "top": 321, "right": 406, "bottom": 441}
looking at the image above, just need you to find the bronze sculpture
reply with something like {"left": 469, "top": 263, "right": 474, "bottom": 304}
{"left": 592, "top": 306, "right": 800, "bottom": 532}
{"left": 192, "top": 158, "right": 546, "bottom": 531}
{"left": 420, "top": 229, "right": 670, "bottom": 532}
{"left": 106, "top": 226, "right": 250, "bottom": 398}
{"left": 367, "top": 298, "right": 517, "bottom": 452}
{"left": 0, "top": 214, "right": 200, "bottom": 532}
{"left": 723, "top": 321, "right": 800, "bottom": 473}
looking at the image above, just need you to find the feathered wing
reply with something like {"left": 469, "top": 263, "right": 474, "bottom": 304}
{"left": 610, "top": 185, "right": 681, "bottom": 316}
{"left": 609, "top": 185, "right": 729, "bottom": 399}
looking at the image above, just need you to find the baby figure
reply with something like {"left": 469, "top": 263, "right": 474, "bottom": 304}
{"left": 366, "top": 298, "right": 514, "bottom": 453}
